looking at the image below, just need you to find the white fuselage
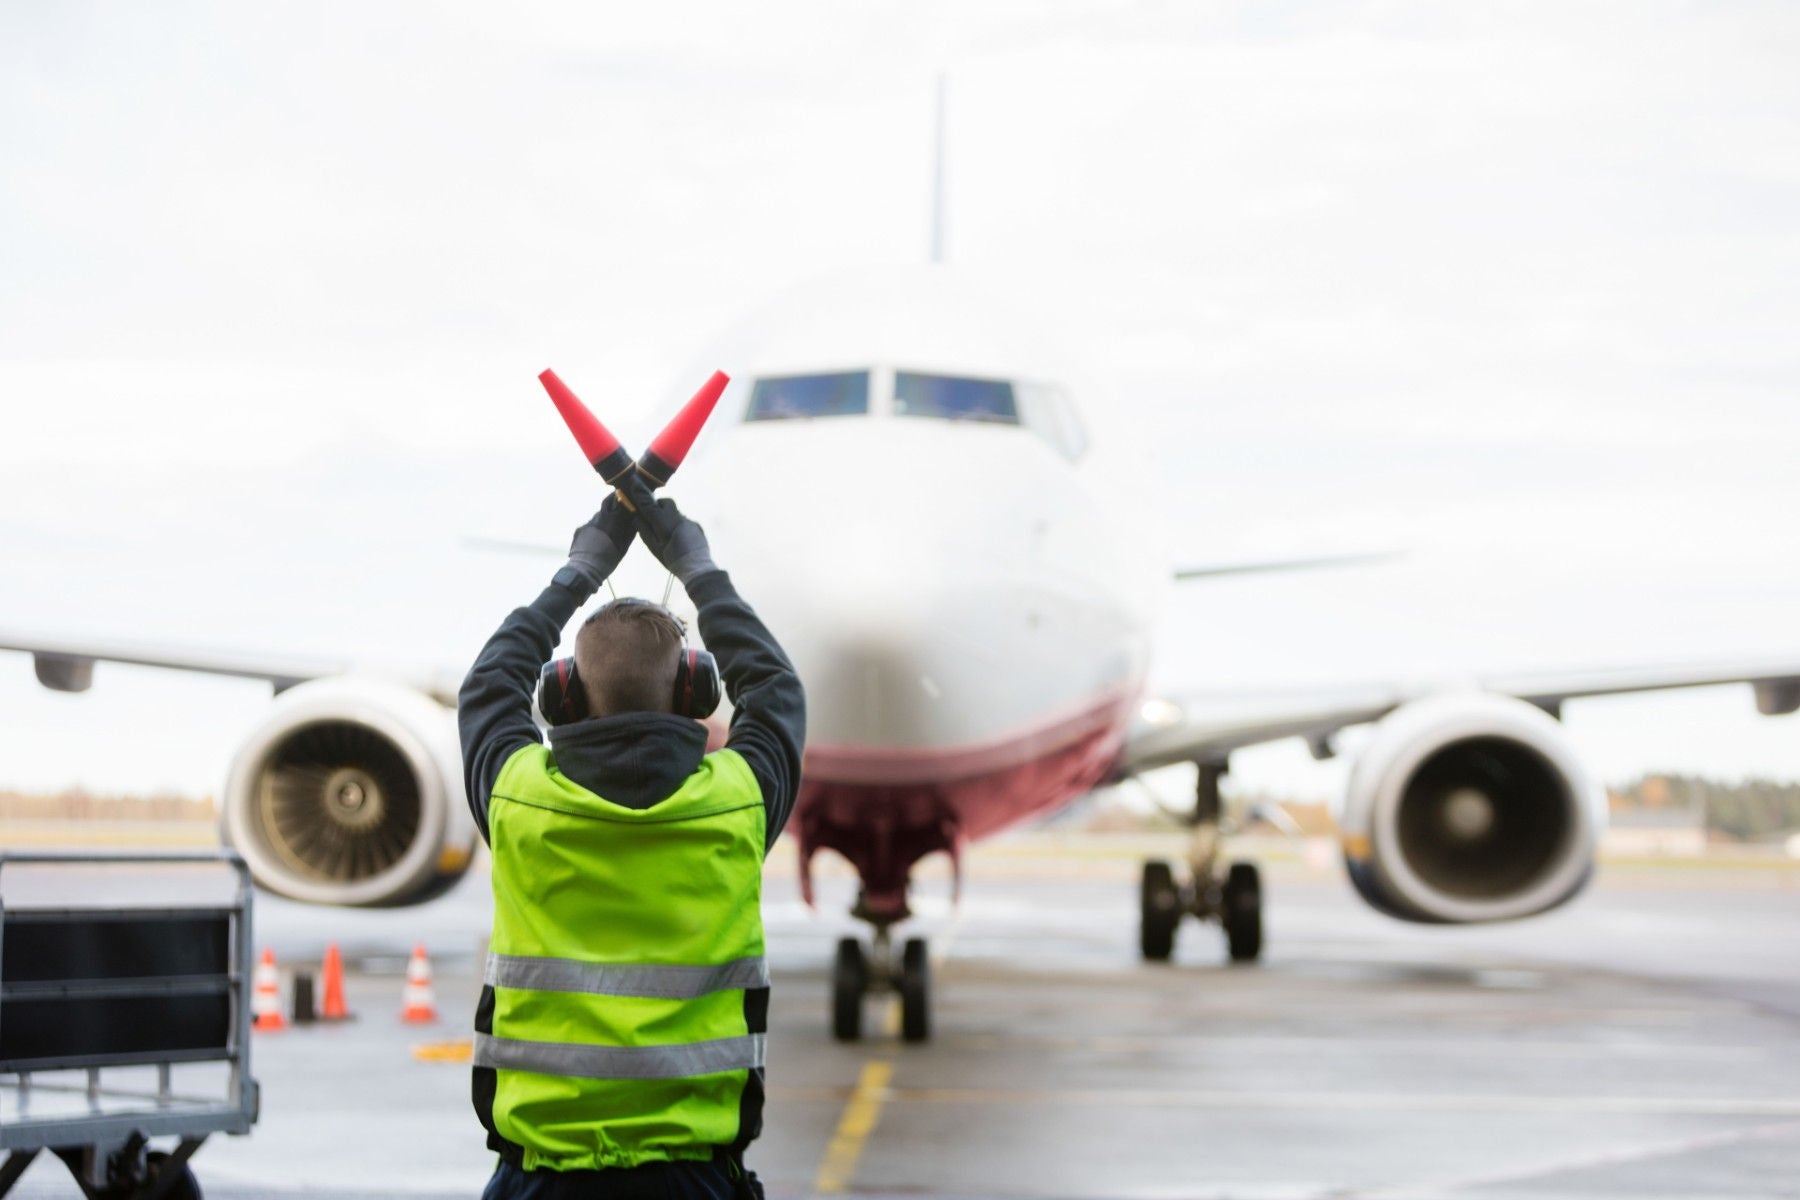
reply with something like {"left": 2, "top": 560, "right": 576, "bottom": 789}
{"left": 642, "top": 268, "right": 1170, "bottom": 804}
{"left": 701, "top": 409, "right": 1160, "bottom": 785}
{"left": 596, "top": 267, "right": 1174, "bottom": 921}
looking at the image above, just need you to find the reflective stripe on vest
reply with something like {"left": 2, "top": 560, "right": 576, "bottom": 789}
{"left": 485, "top": 953, "right": 770, "bottom": 999}
{"left": 473, "top": 1031, "right": 767, "bottom": 1080}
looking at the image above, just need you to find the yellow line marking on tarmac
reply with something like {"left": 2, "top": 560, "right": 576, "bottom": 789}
{"left": 810, "top": 1058, "right": 893, "bottom": 1196}
{"left": 411, "top": 1039, "right": 473, "bottom": 1063}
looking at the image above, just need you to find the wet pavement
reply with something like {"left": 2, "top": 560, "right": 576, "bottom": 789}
{"left": 3, "top": 837, "right": 1797, "bottom": 1198}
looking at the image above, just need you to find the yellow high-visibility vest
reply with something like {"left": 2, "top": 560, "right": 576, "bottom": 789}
{"left": 473, "top": 744, "right": 767, "bottom": 1172}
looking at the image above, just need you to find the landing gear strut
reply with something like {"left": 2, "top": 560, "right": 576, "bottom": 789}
{"left": 1138, "top": 757, "right": 1264, "bottom": 964}
{"left": 831, "top": 918, "right": 931, "bottom": 1043}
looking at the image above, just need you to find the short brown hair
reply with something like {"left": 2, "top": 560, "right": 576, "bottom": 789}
{"left": 573, "top": 600, "right": 684, "bottom": 718}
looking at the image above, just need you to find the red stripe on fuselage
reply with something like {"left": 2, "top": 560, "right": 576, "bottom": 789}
{"left": 801, "top": 679, "right": 1140, "bottom": 787}
{"left": 792, "top": 683, "right": 1139, "bottom": 924}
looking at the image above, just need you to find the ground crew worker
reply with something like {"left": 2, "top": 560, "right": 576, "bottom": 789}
{"left": 458, "top": 473, "right": 804, "bottom": 1199}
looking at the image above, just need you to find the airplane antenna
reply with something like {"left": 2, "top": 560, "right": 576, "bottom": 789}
{"left": 929, "top": 72, "right": 947, "bottom": 265}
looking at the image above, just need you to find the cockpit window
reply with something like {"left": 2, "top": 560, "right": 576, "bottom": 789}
{"left": 894, "top": 371, "right": 1018, "bottom": 424}
{"left": 746, "top": 371, "right": 870, "bottom": 421}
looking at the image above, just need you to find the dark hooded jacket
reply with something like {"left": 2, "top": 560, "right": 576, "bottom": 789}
{"left": 458, "top": 567, "right": 804, "bottom": 851}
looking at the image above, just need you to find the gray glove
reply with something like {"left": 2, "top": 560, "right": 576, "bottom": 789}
{"left": 560, "top": 493, "right": 636, "bottom": 591}
{"left": 620, "top": 475, "right": 715, "bottom": 583}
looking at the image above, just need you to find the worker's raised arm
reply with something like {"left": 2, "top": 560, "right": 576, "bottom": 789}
{"left": 624, "top": 477, "right": 805, "bottom": 847}
{"left": 687, "top": 570, "right": 805, "bottom": 846}
{"left": 457, "top": 497, "right": 636, "bottom": 841}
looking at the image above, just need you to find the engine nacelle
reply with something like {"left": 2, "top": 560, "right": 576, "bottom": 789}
{"left": 221, "top": 677, "right": 477, "bottom": 907}
{"left": 1339, "top": 692, "right": 1606, "bottom": 924}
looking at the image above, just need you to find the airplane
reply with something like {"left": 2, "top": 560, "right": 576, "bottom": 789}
{"left": 7, "top": 264, "right": 1800, "bottom": 1047}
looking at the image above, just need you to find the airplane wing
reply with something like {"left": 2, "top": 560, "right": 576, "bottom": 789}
{"left": 1172, "top": 551, "right": 1400, "bottom": 581}
{"left": 0, "top": 629, "right": 460, "bottom": 705}
{"left": 1121, "top": 657, "right": 1800, "bottom": 774}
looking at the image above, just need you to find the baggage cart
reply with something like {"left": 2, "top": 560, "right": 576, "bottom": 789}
{"left": 0, "top": 852, "right": 259, "bottom": 1199}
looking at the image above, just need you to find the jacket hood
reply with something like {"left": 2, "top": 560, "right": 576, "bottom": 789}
{"left": 546, "top": 711, "right": 709, "bottom": 810}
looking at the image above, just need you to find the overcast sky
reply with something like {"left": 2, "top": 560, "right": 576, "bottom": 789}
{"left": 3, "top": 1, "right": 1799, "bottom": 804}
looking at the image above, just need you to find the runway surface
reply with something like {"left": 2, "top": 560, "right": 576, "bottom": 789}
{"left": 2, "top": 836, "right": 1797, "bottom": 1199}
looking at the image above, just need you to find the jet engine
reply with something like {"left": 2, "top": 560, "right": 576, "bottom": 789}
{"left": 220, "top": 677, "right": 477, "bottom": 907}
{"left": 1339, "top": 692, "right": 1606, "bottom": 924}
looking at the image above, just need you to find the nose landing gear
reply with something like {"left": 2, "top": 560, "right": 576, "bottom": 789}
{"left": 831, "top": 924, "right": 931, "bottom": 1043}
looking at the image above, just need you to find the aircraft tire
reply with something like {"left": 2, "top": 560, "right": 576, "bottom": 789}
{"left": 1139, "top": 860, "right": 1179, "bottom": 961}
{"left": 1223, "top": 861, "right": 1263, "bottom": 962}
{"left": 899, "top": 937, "right": 931, "bottom": 1043}
{"left": 832, "top": 937, "right": 867, "bottom": 1042}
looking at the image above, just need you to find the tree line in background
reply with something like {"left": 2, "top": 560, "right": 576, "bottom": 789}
{"left": 1609, "top": 773, "right": 1800, "bottom": 843}
{"left": 0, "top": 791, "right": 213, "bottom": 822}
{"left": 1083, "top": 773, "right": 1800, "bottom": 843}
{"left": 3, "top": 775, "right": 1799, "bottom": 842}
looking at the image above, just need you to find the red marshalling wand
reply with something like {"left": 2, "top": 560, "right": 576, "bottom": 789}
{"left": 639, "top": 371, "right": 729, "bottom": 485}
{"left": 538, "top": 369, "right": 730, "bottom": 502}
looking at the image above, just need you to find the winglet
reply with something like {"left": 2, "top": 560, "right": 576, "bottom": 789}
{"left": 638, "top": 371, "right": 729, "bottom": 486}
{"left": 539, "top": 369, "right": 635, "bottom": 484}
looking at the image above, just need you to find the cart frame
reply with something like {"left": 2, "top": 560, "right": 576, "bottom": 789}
{"left": 0, "top": 851, "right": 259, "bottom": 1199}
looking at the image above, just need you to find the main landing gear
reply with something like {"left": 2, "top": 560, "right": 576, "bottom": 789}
{"left": 1139, "top": 758, "right": 1264, "bottom": 964}
{"left": 832, "top": 924, "right": 931, "bottom": 1043}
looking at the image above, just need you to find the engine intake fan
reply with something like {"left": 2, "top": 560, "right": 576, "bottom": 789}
{"left": 222, "top": 677, "right": 474, "bottom": 907}
{"left": 1339, "top": 693, "right": 1605, "bottom": 924}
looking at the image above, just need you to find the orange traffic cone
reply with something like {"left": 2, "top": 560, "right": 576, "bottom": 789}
{"left": 320, "top": 942, "right": 353, "bottom": 1021}
{"left": 252, "top": 948, "right": 286, "bottom": 1032}
{"left": 400, "top": 943, "right": 438, "bottom": 1024}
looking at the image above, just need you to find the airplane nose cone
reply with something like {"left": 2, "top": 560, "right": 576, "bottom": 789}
{"left": 788, "top": 564, "right": 997, "bottom": 754}
{"left": 697, "top": 421, "right": 1041, "bottom": 760}
{"left": 676, "top": 417, "right": 1151, "bottom": 781}
{"left": 763, "top": 532, "right": 1008, "bottom": 755}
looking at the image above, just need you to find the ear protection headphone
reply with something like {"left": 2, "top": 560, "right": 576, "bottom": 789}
{"left": 536, "top": 598, "right": 722, "bottom": 726}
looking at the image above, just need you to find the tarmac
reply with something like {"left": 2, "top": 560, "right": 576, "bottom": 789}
{"left": 2, "top": 835, "right": 1798, "bottom": 1199}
